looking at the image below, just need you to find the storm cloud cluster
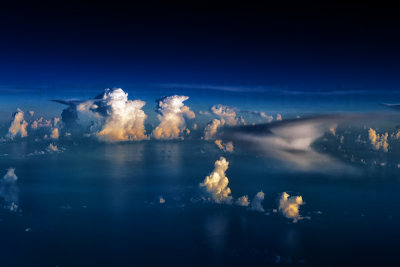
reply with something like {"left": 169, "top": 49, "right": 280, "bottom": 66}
{"left": 368, "top": 128, "right": 389, "bottom": 152}
{"left": 7, "top": 109, "right": 28, "bottom": 139}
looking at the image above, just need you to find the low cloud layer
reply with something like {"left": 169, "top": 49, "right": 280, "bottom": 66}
{"left": 199, "top": 157, "right": 232, "bottom": 204}
{"left": 152, "top": 95, "right": 195, "bottom": 140}
{"left": 278, "top": 192, "right": 304, "bottom": 223}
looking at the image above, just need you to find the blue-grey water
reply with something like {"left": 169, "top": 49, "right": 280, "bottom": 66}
{"left": 1, "top": 139, "right": 400, "bottom": 266}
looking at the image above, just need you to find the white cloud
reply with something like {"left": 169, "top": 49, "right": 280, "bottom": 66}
{"left": 278, "top": 192, "right": 304, "bottom": 223}
{"left": 152, "top": 95, "right": 195, "bottom": 140}
{"left": 276, "top": 114, "right": 282, "bottom": 121}
{"left": 204, "top": 105, "right": 239, "bottom": 140}
{"left": 199, "top": 157, "right": 232, "bottom": 204}
{"left": 28, "top": 111, "right": 34, "bottom": 116}
{"left": 7, "top": 109, "right": 28, "bottom": 139}
{"left": 204, "top": 119, "right": 223, "bottom": 140}
{"left": 236, "top": 195, "right": 250, "bottom": 207}
{"left": 97, "top": 89, "right": 148, "bottom": 142}
{"left": 250, "top": 191, "right": 265, "bottom": 212}
{"left": 0, "top": 168, "right": 19, "bottom": 211}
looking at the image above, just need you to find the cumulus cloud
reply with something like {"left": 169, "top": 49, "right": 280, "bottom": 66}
{"left": 28, "top": 111, "right": 34, "bottom": 116}
{"left": 199, "top": 157, "right": 232, "bottom": 204}
{"left": 276, "top": 114, "right": 282, "bottom": 121}
{"left": 368, "top": 128, "right": 389, "bottom": 152}
{"left": 7, "top": 108, "right": 28, "bottom": 139}
{"left": 152, "top": 95, "right": 195, "bottom": 140}
{"left": 0, "top": 168, "right": 19, "bottom": 211}
{"left": 236, "top": 195, "right": 250, "bottom": 207}
{"left": 50, "top": 128, "right": 60, "bottom": 139}
{"left": 47, "top": 143, "right": 59, "bottom": 152}
{"left": 250, "top": 191, "right": 265, "bottom": 212}
{"left": 55, "top": 88, "right": 148, "bottom": 142}
{"left": 278, "top": 192, "right": 304, "bottom": 223}
{"left": 214, "top": 139, "right": 234, "bottom": 152}
{"left": 204, "top": 105, "right": 239, "bottom": 140}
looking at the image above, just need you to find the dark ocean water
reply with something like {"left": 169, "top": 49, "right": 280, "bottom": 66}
{"left": 1, "top": 140, "right": 400, "bottom": 266}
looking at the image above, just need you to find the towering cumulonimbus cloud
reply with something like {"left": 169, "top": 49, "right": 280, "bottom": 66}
{"left": 0, "top": 168, "right": 19, "bottom": 211}
{"left": 97, "top": 89, "right": 148, "bottom": 142}
{"left": 7, "top": 109, "right": 28, "bottom": 139}
{"left": 55, "top": 88, "right": 148, "bottom": 142}
{"left": 368, "top": 128, "right": 389, "bottom": 152}
{"left": 152, "top": 95, "right": 195, "bottom": 140}
{"left": 199, "top": 157, "right": 232, "bottom": 204}
{"left": 278, "top": 192, "right": 304, "bottom": 223}
{"left": 204, "top": 105, "right": 238, "bottom": 140}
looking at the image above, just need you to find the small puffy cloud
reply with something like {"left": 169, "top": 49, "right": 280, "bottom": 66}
{"left": 236, "top": 195, "right": 250, "bottom": 207}
{"left": 50, "top": 128, "right": 59, "bottom": 139}
{"left": 250, "top": 191, "right": 265, "bottom": 212}
{"left": 28, "top": 111, "right": 34, "bottom": 116}
{"left": 276, "top": 114, "right": 282, "bottom": 121}
{"left": 215, "top": 139, "right": 234, "bottom": 152}
{"left": 159, "top": 196, "right": 166, "bottom": 204}
{"left": 368, "top": 128, "right": 389, "bottom": 152}
{"left": 199, "top": 157, "right": 232, "bottom": 204}
{"left": 0, "top": 168, "right": 19, "bottom": 211}
{"left": 7, "top": 109, "right": 28, "bottom": 139}
{"left": 152, "top": 95, "right": 195, "bottom": 140}
{"left": 278, "top": 192, "right": 304, "bottom": 223}
{"left": 47, "top": 143, "right": 59, "bottom": 152}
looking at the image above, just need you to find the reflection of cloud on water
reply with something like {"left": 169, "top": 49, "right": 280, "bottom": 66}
{"left": 203, "top": 213, "right": 230, "bottom": 253}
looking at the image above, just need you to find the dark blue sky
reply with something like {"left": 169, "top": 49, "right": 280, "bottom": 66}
{"left": 1, "top": 2, "right": 400, "bottom": 92}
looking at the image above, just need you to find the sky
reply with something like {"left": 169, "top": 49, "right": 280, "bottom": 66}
{"left": 1, "top": 2, "right": 400, "bottom": 92}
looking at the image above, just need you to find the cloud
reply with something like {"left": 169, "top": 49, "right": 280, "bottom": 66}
{"left": 236, "top": 195, "right": 250, "bottom": 207}
{"left": 55, "top": 88, "right": 148, "bottom": 142}
{"left": 276, "top": 114, "right": 282, "bottom": 121}
{"left": 50, "top": 128, "right": 60, "bottom": 139}
{"left": 250, "top": 191, "right": 265, "bottom": 212}
{"left": 221, "top": 115, "right": 360, "bottom": 173}
{"left": 278, "top": 192, "right": 304, "bottom": 223}
{"left": 214, "top": 139, "right": 234, "bottom": 152}
{"left": 7, "top": 108, "right": 28, "bottom": 139}
{"left": 0, "top": 168, "right": 19, "bottom": 211}
{"left": 199, "top": 157, "right": 232, "bottom": 204}
{"left": 368, "top": 128, "right": 389, "bottom": 152}
{"left": 152, "top": 95, "right": 195, "bottom": 140}
{"left": 28, "top": 111, "right": 34, "bottom": 116}
{"left": 47, "top": 143, "right": 59, "bottom": 152}
{"left": 204, "top": 105, "right": 239, "bottom": 140}
{"left": 96, "top": 89, "right": 148, "bottom": 142}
